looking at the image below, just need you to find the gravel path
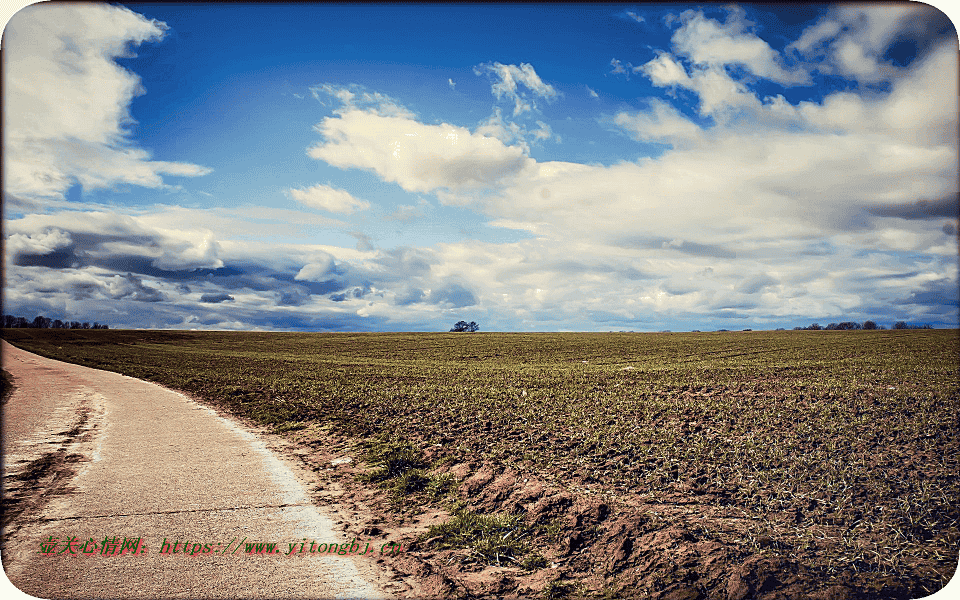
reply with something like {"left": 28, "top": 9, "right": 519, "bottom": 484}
{"left": 1, "top": 341, "right": 393, "bottom": 599}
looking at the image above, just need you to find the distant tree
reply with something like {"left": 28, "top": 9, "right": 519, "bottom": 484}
{"left": 863, "top": 320, "right": 877, "bottom": 330}
{"left": 450, "top": 320, "right": 479, "bottom": 332}
{"left": 52, "top": 319, "right": 64, "bottom": 329}
{"left": 31, "top": 315, "right": 53, "bottom": 329}
{"left": 70, "top": 321, "right": 81, "bottom": 329}
{"left": 893, "top": 321, "right": 908, "bottom": 330}
{"left": 805, "top": 323, "right": 823, "bottom": 330}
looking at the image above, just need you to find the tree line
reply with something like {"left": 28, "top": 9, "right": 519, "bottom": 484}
{"left": 2, "top": 315, "right": 109, "bottom": 330}
{"left": 793, "top": 320, "right": 932, "bottom": 331}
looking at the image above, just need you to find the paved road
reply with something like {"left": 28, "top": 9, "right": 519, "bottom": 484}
{"left": 1, "top": 341, "right": 394, "bottom": 599}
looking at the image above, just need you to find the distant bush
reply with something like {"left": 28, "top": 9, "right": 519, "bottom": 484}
{"left": 893, "top": 321, "right": 932, "bottom": 330}
{"left": 450, "top": 320, "right": 479, "bottom": 332}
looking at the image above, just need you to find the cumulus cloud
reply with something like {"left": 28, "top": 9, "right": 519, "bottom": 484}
{"left": 287, "top": 184, "right": 370, "bottom": 214}
{"left": 307, "top": 109, "right": 531, "bottom": 195}
{"left": 612, "top": 98, "right": 702, "bottom": 147}
{"left": 295, "top": 252, "right": 338, "bottom": 282}
{"left": 2, "top": 3, "right": 211, "bottom": 200}
{"left": 670, "top": 7, "right": 811, "bottom": 85}
{"left": 473, "top": 62, "right": 559, "bottom": 116}
{"left": 787, "top": 3, "right": 943, "bottom": 83}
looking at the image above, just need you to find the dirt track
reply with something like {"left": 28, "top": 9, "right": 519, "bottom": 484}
{"left": 1, "top": 341, "right": 407, "bottom": 599}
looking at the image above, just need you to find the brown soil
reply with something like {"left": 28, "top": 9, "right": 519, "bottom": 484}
{"left": 265, "top": 421, "right": 944, "bottom": 600}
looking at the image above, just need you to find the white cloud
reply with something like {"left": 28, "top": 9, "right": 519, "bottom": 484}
{"left": 612, "top": 99, "right": 702, "bottom": 147}
{"left": 295, "top": 253, "right": 337, "bottom": 281}
{"left": 309, "top": 83, "right": 414, "bottom": 118}
{"left": 307, "top": 110, "right": 531, "bottom": 194}
{"left": 788, "top": 3, "right": 934, "bottom": 83}
{"left": 638, "top": 51, "right": 691, "bottom": 87}
{"left": 609, "top": 58, "right": 632, "bottom": 77}
{"left": 670, "top": 8, "right": 811, "bottom": 85}
{"left": 2, "top": 3, "right": 211, "bottom": 200}
{"left": 287, "top": 184, "right": 371, "bottom": 214}
{"left": 384, "top": 205, "right": 426, "bottom": 223}
{"left": 531, "top": 121, "right": 552, "bottom": 142}
{"left": 473, "top": 62, "right": 559, "bottom": 116}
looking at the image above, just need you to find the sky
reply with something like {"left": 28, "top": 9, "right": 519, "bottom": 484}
{"left": 2, "top": 1, "right": 958, "bottom": 332}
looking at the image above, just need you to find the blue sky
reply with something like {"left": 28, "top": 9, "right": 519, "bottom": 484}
{"left": 2, "top": 2, "right": 958, "bottom": 331}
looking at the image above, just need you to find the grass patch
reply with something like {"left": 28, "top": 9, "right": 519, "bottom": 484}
{"left": 424, "top": 507, "right": 540, "bottom": 567}
{"left": 357, "top": 438, "right": 428, "bottom": 484}
{"left": 274, "top": 421, "right": 306, "bottom": 433}
{"left": 425, "top": 472, "right": 458, "bottom": 500}
{"left": 355, "top": 437, "right": 456, "bottom": 504}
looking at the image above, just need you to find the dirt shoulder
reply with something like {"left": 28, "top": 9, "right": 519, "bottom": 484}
{"left": 264, "top": 419, "right": 944, "bottom": 600}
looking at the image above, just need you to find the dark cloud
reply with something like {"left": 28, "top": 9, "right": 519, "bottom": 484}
{"left": 111, "top": 273, "right": 165, "bottom": 302}
{"left": 14, "top": 248, "right": 79, "bottom": 268}
{"left": 242, "top": 310, "right": 383, "bottom": 332}
{"left": 662, "top": 283, "right": 695, "bottom": 295}
{"left": 428, "top": 282, "right": 477, "bottom": 308}
{"left": 867, "top": 197, "right": 958, "bottom": 220}
{"left": 615, "top": 235, "right": 737, "bottom": 259}
{"left": 277, "top": 287, "right": 310, "bottom": 306}
{"left": 871, "top": 271, "right": 921, "bottom": 280}
{"left": 394, "top": 287, "right": 426, "bottom": 306}
{"left": 892, "top": 277, "right": 958, "bottom": 309}
{"left": 800, "top": 241, "right": 836, "bottom": 256}
{"left": 374, "top": 247, "right": 435, "bottom": 277}
{"left": 66, "top": 280, "right": 102, "bottom": 300}
{"left": 619, "top": 267, "right": 652, "bottom": 280}
{"left": 736, "top": 273, "right": 779, "bottom": 295}
{"left": 881, "top": 5, "right": 957, "bottom": 68}
{"left": 200, "top": 293, "right": 234, "bottom": 303}
{"left": 350, "top": 231, "right": 376, "bottom": 251}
